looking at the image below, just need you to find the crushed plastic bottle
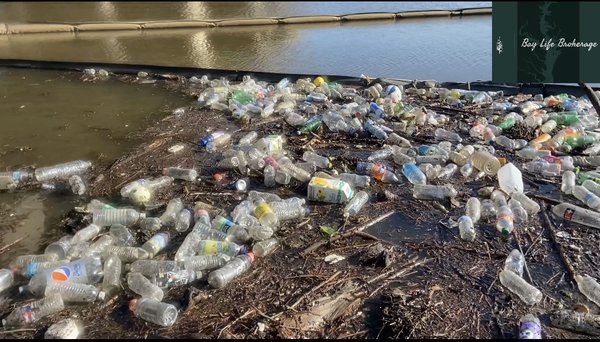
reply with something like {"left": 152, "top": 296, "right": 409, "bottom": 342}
{"left": 127, "top": 272, "right": 164, "bottom": 301}
{"left": 129, "top": 297, "right": 178, "bottom": 327}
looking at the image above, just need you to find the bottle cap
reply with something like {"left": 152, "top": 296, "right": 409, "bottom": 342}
{"left": 128, "top": 298, "right": 139, "bottom": 312}
{"left": 246, "top": 252, "right": 255, "bottom": 263}
{"left": 97, "top": 290, "right": 106, "bottom": 302}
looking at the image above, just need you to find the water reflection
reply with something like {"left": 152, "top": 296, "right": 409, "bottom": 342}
{"left": 0, "top": 16, "right": 492, "bottom": 81}
{"left": 0, "top": 2, "right": 490, "bottom": 22}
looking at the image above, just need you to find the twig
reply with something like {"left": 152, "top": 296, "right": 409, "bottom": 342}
{"left": 302, "top": 210, "right": 395, "bottom": 255}
{"left": 0, "top": 235, "right": 27, "bottom": 254}
{"left": 217, "top": 308, "right": 256, "bottom": 339}
{"left": 287, "top": 271, "right": 342, "bottom": 311}
{"left": 188, "top": 192, "right": 235, "bottom": 196}
{"left": 0, "top": 328, "right": 37, "bottom": 334}
{"left": 540, "top": 201, "right": 578, "bottom": 284}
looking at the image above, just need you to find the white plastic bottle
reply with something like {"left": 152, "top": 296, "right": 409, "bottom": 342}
{"left": 572, "top": 185, "right": 600, "bottom": 211}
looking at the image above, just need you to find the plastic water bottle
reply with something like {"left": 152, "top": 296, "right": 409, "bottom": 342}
{"left": 471, "top": 150, "right": 501, "bottom": 176}
{"left": 402, "top": 163, "right": 426, "bottom": 185}
{"left": 437, "top": 163, "right": 458, "bottom": 180}
{"left": 0, "top": 269, "right": 14, "bottom": 293}
{"left": 562, "top": 171, "right": 577, "bottom": 194}
{"left": 207, "top": 132, "right": 232, "bottom": 152}
{"left": 343, "top": 191, "right": 369, "bottom": 217}
{"left": 460, "top": 162, "right": 474, "bottom": 178}
{"left": 458, "top": 216, "right": 475, "bottom": 241}
{"left": 101, "top": 254, "right": 121, "bottom": 297}
{"left": 9, "top": 254, "right": 58, "bottom": 272}
{"left": 163, "top": 167, "right": 197, "bottom": 182}
{"left": 141, "top": 232, "right": 170, "bottom": 258}
{"left": 464, "top": 197, "right": 481, "bottom": 223}
{"left": 71, "top": 224, "right": 101, "bottom": 245}
{"left": 509, "top": 199, "right": 529, "bottom": 225}
{"left": 127, "top": 272, "right": 164, "bottom": 301}
{"left": 45, "top": 281, "right": 100, "bottom": 303}
{"left": 551, "top": 202, "right": 600, "bottom": 228}
{"left": 174, "top": 209, "right": 192, "bottom": 233}
{"left": 44, "top": 235, "right": 73, "bottom": 260}
{"left": 93, "top": 209, "right": 143, "bottom": 227}
{"left": 21, "top": 256, "right": 103, "bottom": 296}
{"left": 504, "top": 249, "right": 525, "bottom": 277}
{"left": 83, "top": 235, "right": 114, "bottom": 257}
{"left": 572, "top": 185, "right": 600, "bottom": 211}
{"left": 303, "top": 151, "right": 331, "bottom": 169}
{"left": 2, "top": 294, "right": 65, "bottom": 328}
{"left": 434, "top": 128, "right": 462, "bottom": 142}
{"left": 103, "top": 246, "right": 150, "bottom": 263}
{"left": 22, "top": 260, "right": 69, "bottom": 279}
{"left": 254, "top": 199, "right": 280, "bottom": 227}
{"left": 264, "top": 164, "right": 277, "bottom": 187}
{"left": 574, "top": 274, "right": 600, "bottom": 307}
{"left": 511, "top": 192, "right": 541, "bottom": 216}
{"left": 365, "top": 119, "right": 388, "bottom": 140}
{"left": 388, "top": 133, "right": 412, "bottom": 147}
{"left": 480, "top": 199, "right": 497, "bottom": 219}
{"left": 519, "top": 313, "right": 542, "bottom": 339}
{"left": 140, "top": 217, "right": 162, "bottom": 233}
{"left": 246, "top": 225, "right": 274, "bottom": 241}
{"left": 159, "top": 198, "right": 184, "bottom": 226}
{"left": 252, "top": 239, "right": 279, "bottom": 257}
{"left": 109, "top": 224, "right": 135, "bottom": 246}
{"left": 270, "top": 202, "right": 308, "bottom": 222}
{"left": 208, "top": 253, "right": 255, "bottom": 289}
{"left": 129, "top": 297, "right": 178, "bottom": 327}
{"left": 149, "top": 269, "right": 202, "bottom": 289}
{"left": 66, "top": 241, "right": 91, "bottom": 260}
{"left": 34, "top": 160, "right": 92, "bottom": 182}
{"left": 129, "top": 260, "right": 179, "bottom": 277}
{"left": 339, "top": 173, "right": 371, "bottom": 188}
{"left": 496, "top": 205, "right": 514, "bottom": 236}
{"left": 44, "top": 318, "right": 84, "bottom": 339}
{"left": 68, "top": 175, "right": 86, "bottom": 195}
{"left": 183, "top": 254, "right": 231, "bottom": 272}
{"left": 356, "top": 161, "right": 400, "bottom": 183}
{"left": 499, "top": 270, "right": 542, "bottom": 305}
{"left": 239, "top": 131, "right": 258, "bottom": 146}
{"left": 413, "top": 184, "right": 457, "bottom": 200}
{"left": 197, "top": 240, "right": 248, "bottom": 257}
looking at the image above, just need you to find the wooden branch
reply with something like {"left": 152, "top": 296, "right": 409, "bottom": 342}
{"left": 579, "top": 83, "right": 600, "bottom": 117}
{"left": 539, "top": 201, "right": 577, "bottom": 284}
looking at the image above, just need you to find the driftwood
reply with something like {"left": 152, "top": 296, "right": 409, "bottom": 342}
{"left": 551, "top": 309, "right": 600, "bottom": 336}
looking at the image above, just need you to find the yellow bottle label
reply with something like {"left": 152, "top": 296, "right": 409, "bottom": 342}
{"left": 254, "top": 203, "right": 273, "bottom": 219}
{"left": 199, "top": 240, "right": 232, "bottom": 255}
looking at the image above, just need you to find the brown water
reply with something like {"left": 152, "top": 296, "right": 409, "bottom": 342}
{"left": 0, "top": 68, "right": 190, "bottom": 265}
{"left": 0, "top": 2, "right": 490, "bottom": 22}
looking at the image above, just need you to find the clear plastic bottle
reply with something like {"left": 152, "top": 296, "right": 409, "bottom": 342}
{"left": 480, "top": 199, "right": 497, "bottom": 219}
{"left": 83, "top": 235, "right": 114, "bottom": 257}
{"left": 437, "top": 163, "right": 458, "bottom": 180}
{"left": 34, "top": 160, "right": 92, "bottom": 182}
{"left": 572, "top": 185, "right": 600, "bottom": 211}
{"left": 519, "top": 313, "right": 542, "bottom": 339}
{"left": 21, "top": 256, "right": 103, "bottom": 296}
{"left": 285, "top": 112, "right": 308, "bottom": 127}
{"left": 197, "top": 240, "right": 248, "bottom": 257}
{"left": 139, "top": 217, "right": 162, "bottom": 233}
{"left": 471, "top": 151, "right": 501, "bottom": 176}
{"left": 522, "top": 160, "right": 561, "bottom": 177}
{"left": 516, "top": 147, "right": 551, "bottom": 160}
{"left": 504, "top": 249, "right": 525, "bottom": 277}
{"left": 71, "top": 224, "right": 101, "bottom": 245}
{"left": 264, "top": 164, "right": 277, "bottom": 187}
{"left": 183, "top": 254, "right": 231, "bottom": 272}
{"left": 434, "top": 128, "right": 462, "bottom": 142}
{"left": 206, "top": 132, "right": 232, "bottom": 153}
{"left": 44, "top": 318, "right": 84, "bottom": 339}
{"left": 511, "top": 192, "right": 541, "bottom": 216}
{"left": 339, "top": 173, "right": 371, "bottom": 188}
{"left": 159, "top": 198, "right": 184, "bottom": 226}
{"left": 22, "top": 260, "right": 70, "bottom": 279}
{"left": 492, "top": 189, "right": 508, "bottom": 207}
{"left": 129, "top": 260, "right": 179, "bottom": 277}
{"left": 499, "top": 270, "right": 542, "bottom": 305}
{"left": 248, "top": 190, "right": 282, "bottom": 203}
{"left": 552, "top": 202, "right": 600, "bottom": 228}
{"left": 574, "top": 274, "right": 600, "bottom": 307}
{"left": 9, "top": 254, "right": 59, "bottom": 272}
{"left": 367, "top": 146, "right": 394, "bottom": 162}
{"left": 141, "top": 232, "right": 171, "bottom": 257}
{"left": 194, "top": 207, "right": 211, "bottom": 226}
{"left": 93, "top": 209, "right": 143, "bottom": 227}
{"left": 68, "top": 175, "right": 86, "bottom": 195}
{"left": 413, "top": 184, "right": 457, "bottom": 200}
{"left": 458, "top": 215, "right": 475, "bottom": 241}
{"left": 254, "top": 199, "right": 280, "bottom": 227}
{"left": 86, "top": 199, "right": 114, "bottom": 213}
{"left": 127, "top": 272, "right": 164, "bottom": 301}
{"left": 252, "top": 239, "right": 278, "bottom": 257}
{"left": 163, "top": 167, "right": 197, "bottom": 182}
{"left": 343, "top": 191, "right": 369, "bottom": 217}
{"left": 109, "top": 224, "right": 135, "bottom": 246}
{"left": 66, "top": 241, "right": 91, "bottom": 260}
{"left": 562, "top": 170, "right": 577, "bottom": 195}
{"left": 496, "top": 205, "right": 514, "bottom": 236}
{"left": 175, "top": 209, "right": 192, "bottom": 233}
{"left": 129, "top": 297, "right": 178, "bottom": 327}
{"left": 270, "top": 201, "right": 308, "bottom": 222}
{"left": 101, "top": 254, "right": 121, "bottom": 297}
{"left": 2, "top": 294, "right": 65, "bottom": 328}
{"left": 582, "top": 179, "right": 600, "bottom": 198}
{"left": 45, "top": 281, "right": 100, "bottom": 303}
{"left": 449, "top": 145, "right": 475, "bottom": 166}
{"left": 509, "top": 199, "right": 529, "bottom": 225}
{"left": 356, "top": 161, "right": 400, "bottom": 183}
{"left": 208, "top": 253, "right": 255, "bottom": 289}
{"left": 102, "top": 246, "right": 150, "bottom": 263}
{"left": 0, "top": 268, "right": 14, "bottom": 293}
{"left": 460, "top": 161, "right": 474, "bottom": 178}
{"left": 239, "top": 131, "right": 258, "bottom": 146}
{"left": 246, "top": 225, "right": 274, "bottom": 241}
{"left": 302, "top": 151, "right": 331, "bottom": 169}
{"left": 465, "top": 197, "right": 481, "bottom": 223}
{"left": 364, "top": 119, "right": 388, "bottom": 140}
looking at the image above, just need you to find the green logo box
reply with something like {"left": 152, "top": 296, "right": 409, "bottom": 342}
{"left": 493, "top": 1, "right": 600, "bottom": 83}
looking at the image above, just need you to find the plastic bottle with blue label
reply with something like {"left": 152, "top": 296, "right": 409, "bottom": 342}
{"left": 402, "top": 163, "right": 427, "bottom": 185}
{"left": 141, "top": 232, "right": 171, "bottom": 258}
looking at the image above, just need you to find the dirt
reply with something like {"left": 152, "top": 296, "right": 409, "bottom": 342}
{"left": 1, "top": 71, "right": 599, "bottom": 339}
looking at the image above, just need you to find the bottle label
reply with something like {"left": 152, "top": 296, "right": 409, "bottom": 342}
{"left": 563, "top": 208, "right": 575, "bottom": 220}
{"left": 372, "top": 164, "right": 386, "bottom": 181}
{"left": 497, "top": 214, "right": 514, "bottom": 223}
{"left": 48, "top": 262, "right": 85, "bottom": 283}
{"left": 153, "top": 270, "right": 192, "bottom": 288}
{"left": 213, "top": 217, "right": 235, "bottom": 233}
{"left": 146, "top": 234, "right": 169, "bottom": 253}
{"left": 200, "top": 241, "right": 232, "bottom": 255}
{"left": 23, "top": 304, "right": 35, "bottom": 323}
{"left": 584, "top": 193, "right": 597, "bottom": 204}
{"left": 519, "top": 320, "right": 542, "bottom": 339}
{"left": 254, "top": 203, "right": 274, "bottom": 219}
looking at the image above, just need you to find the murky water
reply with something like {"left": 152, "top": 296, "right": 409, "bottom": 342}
{"left": 0, "top": 68, "right": 190, "bottom": 265}
{"left": 0, "top": 2, "right": 490, "bottom": 22}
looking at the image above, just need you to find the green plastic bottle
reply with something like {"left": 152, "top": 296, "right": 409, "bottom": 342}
{"left": 498, "top": 117, "right": 516, "bottom": 130}
{"left": 564, "top": 135, "right": 595, "bottom": 148}
{"left": 549, "top": 111, "right": 579, "bottom": 126}
{"left": 298, "top": 115, "right": 322, "bottom": 134}
{"left": 231, "top": 90, "right": 255, "bottom": 105}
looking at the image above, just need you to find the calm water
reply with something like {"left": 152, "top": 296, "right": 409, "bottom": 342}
{"left": 0, "top": 2, "right": 490, "bottom": 22}
{"left": 0, "top": 68, "right": 189, "bottom": 265}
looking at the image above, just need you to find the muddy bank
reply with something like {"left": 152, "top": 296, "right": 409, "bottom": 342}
{"left": 1, "top": 71, "right": 599, "bottom": 339}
